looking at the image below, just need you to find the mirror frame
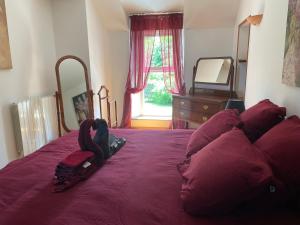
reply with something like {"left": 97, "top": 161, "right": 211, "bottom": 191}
{"left": 234, "top": 14, "right": 263, "bottom": 99}
{"left": 192, "top": 56, "right": 234, "bottom": 95}
{"left": 235, "top": 18, "right": 251, "bottom": 100}
{"left": 55, "top": 55, "right": 94, "bottom": 133}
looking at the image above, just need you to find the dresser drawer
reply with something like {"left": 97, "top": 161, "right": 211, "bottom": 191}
{"left": 173, "top": 97, "right": 191, "bottom": 109}
{"left": 172, "top": 94, "right": 227, "bottom": 126}
{"left": 173, "top": 97, "right": 221, "bottom": 114}
{"left": 173, "top": 108, "right": 212, "bottom": 124}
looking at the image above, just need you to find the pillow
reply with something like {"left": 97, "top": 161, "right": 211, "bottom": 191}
{"left": 181, "top": 128, "right": 274, "bottom": 216}
{"left": 240, "top": 99, "right": 286, "bottom": 142}
{"left": 255, "top": 116, "right": 300, "bottom": 192}
{"left": 186, "top": 109, "right": 241, "bottom": 158}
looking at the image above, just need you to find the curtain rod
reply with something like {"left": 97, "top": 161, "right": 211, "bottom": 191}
{"left": 128, "top": 11, "right": 183, "bottom": 16}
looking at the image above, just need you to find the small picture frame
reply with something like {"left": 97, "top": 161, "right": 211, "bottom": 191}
{"left": 0, "top": 0, "right": 12, "bottom": 69}
{"left": 283, "top": 0, "right": 300, "bottom": 87}
{"left": 72, "top": 92, "right": 88, "bottom": 124}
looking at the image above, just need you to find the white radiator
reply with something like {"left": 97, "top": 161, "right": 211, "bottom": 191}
{"left": 11, "top": 96, "right": 59, "bottom": 157}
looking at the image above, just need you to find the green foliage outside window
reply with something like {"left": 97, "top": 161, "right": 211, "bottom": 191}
{"left": 144, "top": 73, "right": 172, "bottom": 105}
{"left": 151, "top": 41, "right": 163, "bottom": 67}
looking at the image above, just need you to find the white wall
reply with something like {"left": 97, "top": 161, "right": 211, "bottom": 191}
{"left": 184, "top": 28, "right": 235, "bottom": 91}
{"left": 85, "top": 0, "right": 130, "bottom": 125}
{"left": 51, "top": 0, "right": 90, "bottom": 68}
{"left": 0, "top": 0, "right": 57, "bottom": 168}
{"left": 236, "top": 0, "right": 300, "bottom": 115}
{"left": 109, "top": 31, "right": 130, "bottom": 124}
{"left": 85, "top": 0, "right": 113, "bottom": 120}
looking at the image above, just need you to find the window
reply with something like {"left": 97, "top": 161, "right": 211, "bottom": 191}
{"left": 132, "top": 35, "right": 174, "bottom": 120}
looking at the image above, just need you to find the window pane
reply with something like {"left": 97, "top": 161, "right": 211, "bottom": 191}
{"left": 151, "top": 36, "right": 162, "bottom": 67}
{"left": 143, "top": 72, "right": 172, "bottom": 117}
{"left": 160, "top": 35, "right": 174, "bottom": 67}
{"left": 131, "top": 34, "right": 174, "bottom": 119}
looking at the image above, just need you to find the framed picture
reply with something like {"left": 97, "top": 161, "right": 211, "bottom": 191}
{"left": 72, "top": 92, "right": 89, "bottom": 124}
{"left": 283, "top": 0, "right": 300, "bottom": 87}
{"left": 0, "top": 0, "right": 12, "bottom": 69}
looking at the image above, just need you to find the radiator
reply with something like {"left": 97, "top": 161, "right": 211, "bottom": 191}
{"left": 11, "top": 96, "right": 59, "bottom": 157}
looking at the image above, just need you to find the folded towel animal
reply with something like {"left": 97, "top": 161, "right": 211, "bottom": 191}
{"left": 54, "top": 119, "right": 103, "bottom": 192}
{"left": 78, "top": 119, "right": 104, "bottom": 165}
{"left": 53, "top": 119, "right": 125, "bottom": 192}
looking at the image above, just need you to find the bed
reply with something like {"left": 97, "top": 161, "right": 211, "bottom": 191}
{"left": 0, "top": 129, "right": 299, "bottom": 225}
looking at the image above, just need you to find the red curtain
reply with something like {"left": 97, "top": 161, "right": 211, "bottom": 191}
{"left": 120, "top": 14, "right": 185, "bottom": 128}
{"left": 159, "top": 29, "right": 185, "bottom": 95}
{"left": 159, "top": 28, "right": 186, "bottom": 129}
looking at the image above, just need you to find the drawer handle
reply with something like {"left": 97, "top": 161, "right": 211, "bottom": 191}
{"left": 180, "top": 111, "right": 185, "bottom": 117}
{"left": 202, "top": 116, "right": 208, "bottom": 122}
{"left": 180, "top": 101, "right": 185, "bottom": 106}
{"left": 203, "top": 105, "right": 209, "bottom": 110}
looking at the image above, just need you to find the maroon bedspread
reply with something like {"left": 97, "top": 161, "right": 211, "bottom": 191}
{"left": 0, "top": 129, "right": 299, "bottom": 225}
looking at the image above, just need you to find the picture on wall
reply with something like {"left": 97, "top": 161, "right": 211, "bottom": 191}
{"left": 72, "top": 92, "right": 89, "bottom": 125}
{"left": 0, "top": 0, "right": 12, "bottom": 69}
{"left": 283, "top": 0, "right": 300, "bottom": 87}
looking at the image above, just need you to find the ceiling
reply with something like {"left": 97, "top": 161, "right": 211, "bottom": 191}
{"left": 93, "top": 0, "right": 241, "bottom": 31}
{"left": 120, "top": 0, "right": 184, "bottom": 14}
{"left": 184, "top": 0, "right": 241, "bottom": 29}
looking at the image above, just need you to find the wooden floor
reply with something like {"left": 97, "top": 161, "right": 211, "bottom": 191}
{"left": 131, "top": 119, "right": 171, "bottom": 130}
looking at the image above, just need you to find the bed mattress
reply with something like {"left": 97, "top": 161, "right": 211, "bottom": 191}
{"left": 0, "top": 129, "right": 299, "bottom": 225}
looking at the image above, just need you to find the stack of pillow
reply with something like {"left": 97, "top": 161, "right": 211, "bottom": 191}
{"left": 179, "top": 99, "right": 300, "bottom": 216}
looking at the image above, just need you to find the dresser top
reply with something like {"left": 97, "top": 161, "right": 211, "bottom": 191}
{"left": 173, "top": 94, "right": 229, "bottom": 104}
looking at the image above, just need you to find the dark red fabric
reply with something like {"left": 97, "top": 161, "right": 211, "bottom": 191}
{"left": 54, "top": 150, "right": 98, "bottom": 192}
{"left": 255, "top": 116, "right": 300, "bottom": 193}
{"left": 54, "top": 161, "right": 98, "bottom": 193}
{"left": 181, "top": 129, "right": 274, "bottom": 216}
{"left": 186, "top": 109, "right": 241, "bottom": 158}
{"left": 60, "top": 150, "right": 94, "bottom": 167}
{"left": 241, "top": 99, "right": 286, "bottom": 142}
{"left": 120, "top": 28, "right": 156, "bottom": 128}
{"left": 159, "top": 25, "right": 185, "bottom": 95}
{"left": 0, "top": 129, "right": 299, "bottom": 225}
{"left": 130, "top": 14, "right": 183, "bottom": 31}
{"left": 159, "top": 25, "right": 186, "bottom": 129}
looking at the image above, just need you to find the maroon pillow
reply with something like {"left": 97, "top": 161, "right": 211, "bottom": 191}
{"left": 241, "top": 99, "right": 286, "bottom": 142}
{"left": 181, "top": 128, "right": 274, "bottom": 216}
{"left": 186, "top": 109, "right": 241, "bottom": 158}
{"left": 255, "top": 116, "right": 300, "bottom": 192}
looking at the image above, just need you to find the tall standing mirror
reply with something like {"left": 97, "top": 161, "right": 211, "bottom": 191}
{"left": 55, "top": 55, "right": 93, "bottom": 133}
{"left": 235, "top": 14, "right": 263, "bottom": 99}
{"left": 235, "top": 20, "right": 251, "bottom": 99}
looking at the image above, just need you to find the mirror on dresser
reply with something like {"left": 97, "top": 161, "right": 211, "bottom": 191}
{"left": 173, "top": 57, "right": 234, "bottom": 128}
{"left": 192, "top": 57, "right": 234, "bottom": 95}
{"left": 55, "top": 55, "right": 94, "bottom": 134}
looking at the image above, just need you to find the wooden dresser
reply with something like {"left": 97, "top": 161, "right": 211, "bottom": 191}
{"left": 172, "top": 90, "right": 229, "bottom": 125}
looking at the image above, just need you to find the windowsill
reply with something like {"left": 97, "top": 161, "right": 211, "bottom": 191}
{"left": 131, "top": 116, "right": 171, "bottom": 129}
{"left": 132, "top": 115, "right": 172, "bottom": 121}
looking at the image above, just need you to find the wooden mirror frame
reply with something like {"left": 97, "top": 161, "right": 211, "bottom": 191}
{"left": 55, "top": 55, "right": 94, "bottom": 134}
{"left": 192, "top": 56, "right": 235, "bottom": 96}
